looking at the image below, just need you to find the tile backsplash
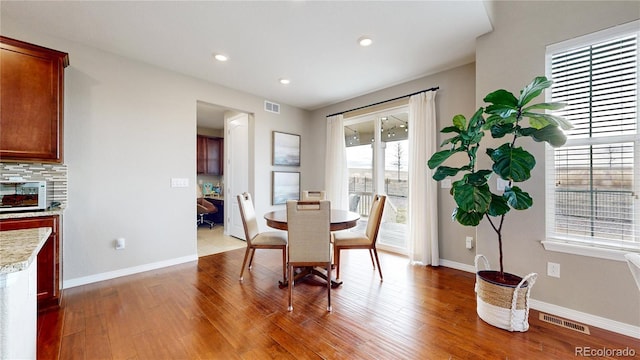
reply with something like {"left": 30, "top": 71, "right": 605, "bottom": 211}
{"left": 0, "top": 162, "right": 68, "bottom": 210}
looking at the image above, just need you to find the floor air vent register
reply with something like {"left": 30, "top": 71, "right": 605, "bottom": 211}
{"left": 539, "top": 313, "right": 591, "bottom": 335}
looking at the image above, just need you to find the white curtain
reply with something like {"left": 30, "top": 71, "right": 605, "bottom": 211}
{"left": 407, "top": 91, "right": 439, "bottom": 265}
{"left": 325, "top": 114, "right": 349, "bottom": 210}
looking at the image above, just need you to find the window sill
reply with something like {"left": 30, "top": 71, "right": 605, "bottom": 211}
{"left": 541, "top": 239, "right": 637, "bottom": 262}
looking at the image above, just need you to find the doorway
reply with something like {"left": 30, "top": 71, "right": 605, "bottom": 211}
{"left": 196, "top": 101, "right": 249, "bottom": 256}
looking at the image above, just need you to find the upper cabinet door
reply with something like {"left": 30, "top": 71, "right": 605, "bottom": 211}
{"left": 196, "top": 135, "right": 223, "bottom": 176}
{"left": 0, "top": 36, "right": 69, "bottom": 163}
{"left": 196, "top": 135, "right": 208, "bottom": 174}
{"left": 206, "top": 137, "right": 222, "bottom": 176}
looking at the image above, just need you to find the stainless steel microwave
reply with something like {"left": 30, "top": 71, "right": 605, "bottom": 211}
{"left": 0, "top": 180, "right": 47, "bottom": 212}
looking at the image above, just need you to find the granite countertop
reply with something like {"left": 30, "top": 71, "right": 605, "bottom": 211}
{"left": 0, "top": 209, "right": 63, "bottom": 220}
{"left": 0, "top": 227, "right": 52, "bottom": 275}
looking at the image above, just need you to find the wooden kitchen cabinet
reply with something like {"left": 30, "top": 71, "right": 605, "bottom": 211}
{"left": 197, "top": 135, "right": 223, "bottom": 175}
{"left": 0, "top": 36, "right": 69, "bottom": 163}
{"left": 0, "top": 215, "right": 61, "bottom": 312}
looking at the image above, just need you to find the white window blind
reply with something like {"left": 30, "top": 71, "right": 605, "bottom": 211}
{"left": 546, "top": 23, "right": 639, "bottom": 253}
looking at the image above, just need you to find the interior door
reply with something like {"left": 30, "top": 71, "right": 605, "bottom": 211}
{"left": 225, "top": 113, "right": 249, "bottom": 239}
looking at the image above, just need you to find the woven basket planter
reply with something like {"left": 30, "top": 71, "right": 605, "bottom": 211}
{"left": 474, "top": 255, "right": 537, "bottom": 332}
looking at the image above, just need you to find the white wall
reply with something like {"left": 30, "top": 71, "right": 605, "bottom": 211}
{"left": 476, "top": 1, "right": 640, "bottom": 328}
{"left": 1, "top": 18, "right": 312, "bottom": 286}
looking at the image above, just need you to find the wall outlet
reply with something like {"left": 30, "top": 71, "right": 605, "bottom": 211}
{"left": 115, "top": 237, "right": 126, "bottom": 250}
{"left": 465, "top": 236, "right": 474, "bottom": 249}
{"left": 547, "top": 262, "right": 560, "bottom": 278}
{"left": 441, "top": 179, "right": 452, "bottom": 189}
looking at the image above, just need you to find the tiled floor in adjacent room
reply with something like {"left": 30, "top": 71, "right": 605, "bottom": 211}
{"left": 197, "top": 225, "right": 246, "bottom": 257}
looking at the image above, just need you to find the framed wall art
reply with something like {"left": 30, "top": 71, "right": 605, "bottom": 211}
{"left": 272, "top": 171, "right": 300, "bottom": 205}
{"left": 272, "top": 131, "right": 300, "bottom": 166}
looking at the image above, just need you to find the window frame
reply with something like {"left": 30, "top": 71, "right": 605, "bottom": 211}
{"left": 544, "top": 20, "right": 640, "bottom": 261}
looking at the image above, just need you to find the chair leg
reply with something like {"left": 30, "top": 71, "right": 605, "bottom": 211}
{"left": 288, "top": 264, "right": 294, "bottom": 312}
{"left": 373, "top": 248, "right": 383, "bottom": 281}
{"left": 334, "top": 245, "right": 341, "bottom": 280}
{"left": 282, "top": 248, "right": 287, "bottom": 284}
{"left": 327, "top": 262, "right": 332, "bottom": 312}
{"left": 368, "top": 249, "right": 376, "bottom": 270}
{"left": 239, "top": 246, "right": 252, "bottom": 281}
{"left": 248, "top": 248, "right": 256, "bottom": 270}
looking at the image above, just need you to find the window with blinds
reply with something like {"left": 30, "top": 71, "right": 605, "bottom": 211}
{"left": 546, "top": 24, "right": 639, "bottom": 252}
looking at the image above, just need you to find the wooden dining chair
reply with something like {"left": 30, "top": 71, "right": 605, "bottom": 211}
{"left": 333, "top": 194, "right": 386, "bottom": 281}
{"left": 237, "top": 192, "right": 288, "bottom": 284}
{"left": 286, "top": 200, "right": 332, "bottom": 312}
{"left": 301, "top": 190, "right": 326, "bottom": 201}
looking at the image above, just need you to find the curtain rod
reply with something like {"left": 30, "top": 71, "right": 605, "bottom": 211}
{"left": 326, "top": 86, "right": 439, "bottom": 118}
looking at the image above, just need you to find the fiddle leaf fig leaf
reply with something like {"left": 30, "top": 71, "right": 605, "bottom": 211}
{"left": 524, "top": 112, "right": 573, "bottom": 130}
{"left": 491, "top": 123, "right": 516, "bottom": 138}
{"left": 503, "top": 186, "right": 533, "bottom": 210}
{"left": 468, "top": 108, "right": 486, "bottom": 129}
{"left": 485, "top": 104, "right": 517, "bottom": 118}
{"left": 521, "top": 126, "right": 568, "bottom": 147}
{"left": 518, "top": 76, "right": 552, "bottom": 106}
{"left": 441, "top": 126, "right": 462, "bottom": 134}
{"left": 523, "top": 102, "right": 566, "bottom": 111}
{"left": 465, "top": 170, "right": 492, "bottom": 186}
{"left": 428, "top": 149, "right": 461, "bottom": 169}
{"left": 454, "top": 208, "right": 484, "bottom": 227}
{"left": 453, "top": 182, "right": 491, "bottom": 213}
{"left": 488, "top": 194, "right": 510, "bottom": 216}
{"left": 484, "top": 89, "right": 518, "bottom": 107}
{"left": 487, "top": 144, "right": 536, "bottom": 182}
{"left": 452, "top": 114, "right": 467, "bottom": 131}
{"left": 526, "top": 114, "right": 550, "bottom": 129}
{"left": 432, "top": 166, "right": 464, "bottom": 181}
{"left": 439, "top": 136, "right": 460, "bottom": 147}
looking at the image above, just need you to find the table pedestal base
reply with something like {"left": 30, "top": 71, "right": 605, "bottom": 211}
{"left": 278, "top": 267, "right": 343, "bottom": 289}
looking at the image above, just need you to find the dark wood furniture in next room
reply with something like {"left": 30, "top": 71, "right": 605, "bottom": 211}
{"left": 197, "top": 135, "right": 223, "bottom": 176}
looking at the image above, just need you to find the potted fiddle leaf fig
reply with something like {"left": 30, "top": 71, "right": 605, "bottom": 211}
{"left": 427, "top": 76, "right": 571, "bottom": 331}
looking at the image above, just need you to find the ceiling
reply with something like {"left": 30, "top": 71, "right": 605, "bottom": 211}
{"left": 1, "top": 1, "right": 492, "bottom": 126}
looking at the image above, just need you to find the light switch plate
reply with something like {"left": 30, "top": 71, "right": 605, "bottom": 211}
{"left": 171, "top": 178, "right": 189, "bottom": 188}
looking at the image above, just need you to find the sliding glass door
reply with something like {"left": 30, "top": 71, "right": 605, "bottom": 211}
{"left": 344, "top": 106, "right": 409, "bottom": 254}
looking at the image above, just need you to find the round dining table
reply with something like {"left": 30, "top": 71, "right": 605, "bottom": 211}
{"left": 264, "top": 208, "right": 360, "bottom": 288}
{"left": 264, "top": 209, "right": 360, "bottom": 232}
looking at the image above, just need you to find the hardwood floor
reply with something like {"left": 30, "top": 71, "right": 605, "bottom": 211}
{"left": 39, "top": 248, "right": 638, "bottom": 359}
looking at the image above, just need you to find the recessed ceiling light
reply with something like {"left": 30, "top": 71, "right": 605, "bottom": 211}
{"left": 213, "top": 54, "right": 228, "bottom": 62}
{"left": 358, "top": 36, "right": 373, "bottom": 47}
{"left": 279, "top": 78, "right": 291, "bottom": 85}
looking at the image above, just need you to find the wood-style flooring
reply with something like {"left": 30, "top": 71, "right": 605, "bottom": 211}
{"left": 38, "top": 248, "right": 638, "bottom": 359}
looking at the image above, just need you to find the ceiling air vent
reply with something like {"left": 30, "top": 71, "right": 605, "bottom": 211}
{"left": 264, "top": 100, "right": 280, "bottom": 114}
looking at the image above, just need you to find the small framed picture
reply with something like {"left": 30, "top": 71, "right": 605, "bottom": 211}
{"left": 272, "top": 131, "right": 301, "bottom": 166}
{"left": 272, "top": 171, "right": 300, "bottom": 205}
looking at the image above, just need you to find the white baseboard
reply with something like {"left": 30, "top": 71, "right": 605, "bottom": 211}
{"left": 438, "top": 259, "right": 476, "bottom": 273}
{"left": 439, "top": 259, "right": 640, "bottom": 339}
{"left": 529, "top": 299, "right": 640, "bottom": 339}
{"left": 63, "top": 254, "right": 198, "bottom": 289}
